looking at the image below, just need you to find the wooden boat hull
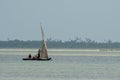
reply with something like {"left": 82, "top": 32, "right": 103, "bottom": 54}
{"left": 23, "top": 58, "right": 52, "bottom": 61}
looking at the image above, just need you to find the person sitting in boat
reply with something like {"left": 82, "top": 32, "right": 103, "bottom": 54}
{"left": 28, "top": 54, "right": 32, "bottom": 59}
{"left": 32, "top": 49, "right": 41, "bottom": 59}
{"left": 32, "top": 54, "right": 37, "bottom": 59}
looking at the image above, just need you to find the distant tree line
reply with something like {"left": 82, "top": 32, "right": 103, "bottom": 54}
{"left": 0, "top": 37, "right": 120, "bottom": 49}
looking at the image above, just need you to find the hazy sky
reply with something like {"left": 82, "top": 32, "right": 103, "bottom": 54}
{"left": 0, "top": 0, "right": 120, "bottom": 42}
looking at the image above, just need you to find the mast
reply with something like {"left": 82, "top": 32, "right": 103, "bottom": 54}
{"left": 40, "top": 23, "right": 45, "bottom": 41}
{"left": 40, "top": 24, "right": 49, "bottom": 59}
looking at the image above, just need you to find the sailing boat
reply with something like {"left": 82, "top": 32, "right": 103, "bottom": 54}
{"left": 23, "top": 24, "right": 51, "bottom": 61}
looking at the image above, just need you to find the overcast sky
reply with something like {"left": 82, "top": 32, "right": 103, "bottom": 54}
{"left": 0, "top": 0, "right": 120, "bottom": 42}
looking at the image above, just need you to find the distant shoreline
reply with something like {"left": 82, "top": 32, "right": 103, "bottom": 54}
{"left": 1, "top": 39, "right": 120, "bottom": 49}
{"left": 0, "top": 48, "right": 120, "bottom": 52}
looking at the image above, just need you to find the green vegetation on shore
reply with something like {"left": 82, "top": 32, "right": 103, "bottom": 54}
{"left": 0, "top": 38, "right": 120, "bottom": 49}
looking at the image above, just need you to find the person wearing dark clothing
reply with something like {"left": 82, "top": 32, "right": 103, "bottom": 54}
{"left": 37, "top": 53, "right": 40, "bottom": 59}
{"left": 28, "top": 54, "right": 32, "bottom": 59}
{"left": 37, "top": 49, "right": 41, "bottom": 59}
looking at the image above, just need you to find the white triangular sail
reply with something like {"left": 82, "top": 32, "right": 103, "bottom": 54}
{"left": 40, "top": 25, "right": 49, "bottom": 59}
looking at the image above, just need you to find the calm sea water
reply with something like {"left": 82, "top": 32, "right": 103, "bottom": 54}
{"left": 0, "top": 49, "right": 120, "bottom": 80}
